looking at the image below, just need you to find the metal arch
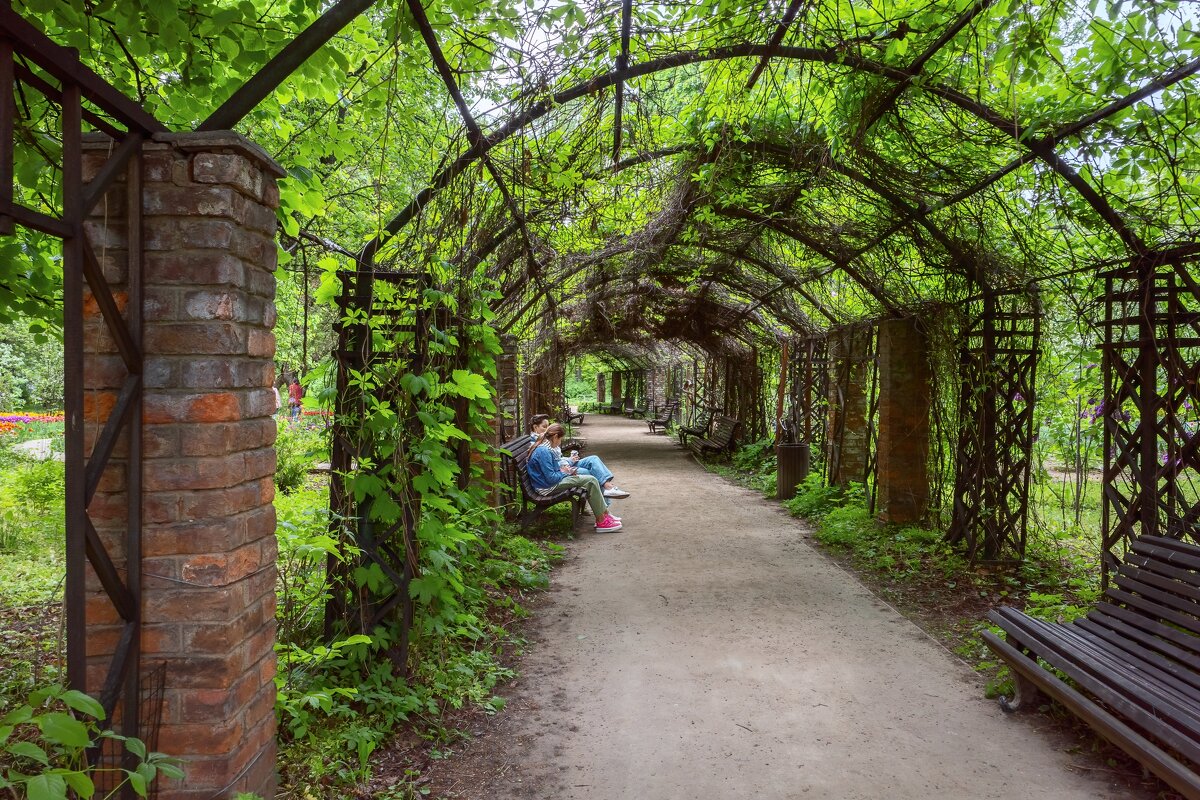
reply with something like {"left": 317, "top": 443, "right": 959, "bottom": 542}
{"left": 361, "top": 45, "right": 1200, "bottom": 267}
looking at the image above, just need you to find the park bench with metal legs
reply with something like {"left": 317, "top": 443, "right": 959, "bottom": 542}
{"left": 626, "top": 400, "right": 650, "bottom": 419}
{"left": 563, "top": 407, "right": 584, "bottom": 425}
{"left": 647, "top": 401, "right": 678, "bottom": 433}
{"left": 678, "top": 410, "right": 713, "bottom": 448}
{"left": 981, "top": 534, "right": 1200, "bottom": 800}
{"left": 688, "top": 414, "right": 739, "bottom": 457}
{"left": 500, "top": 435, "right": 588, "bottom": 527}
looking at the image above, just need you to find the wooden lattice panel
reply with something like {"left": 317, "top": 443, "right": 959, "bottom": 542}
{"left": 946, "top": 290, "right": 1040, "bottom": 562}
{"left": 1101, "top": 258, "right": 1200, "bottom": 581}
{"left": 786, "top": 336, "right": 828, "bottom": 458}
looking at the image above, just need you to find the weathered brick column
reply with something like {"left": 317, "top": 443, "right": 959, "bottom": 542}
{"left": 83, "top": 132, "right": 282, "bottom": 799}
{"left": 597, "top": 372, "right": 606, "bottom": 406}
{"left": 826, "top": 327, "right": 871, "bottom": 486}
{"left": 875, "top": 317, "right": 932, "bottom": 524}
{"left": 610, "top": 372, "right": 623, "bottom": 406}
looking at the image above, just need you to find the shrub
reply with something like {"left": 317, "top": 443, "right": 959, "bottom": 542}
{"left": 275, "top": 420, "right": 324, "bottom": 495}
{"left": 785, "top": 472, "right": 843, "bottom": 518}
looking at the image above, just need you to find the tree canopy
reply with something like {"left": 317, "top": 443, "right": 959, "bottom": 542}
{"left": 9, "top": 0, "right": 1199, "bottom": 359}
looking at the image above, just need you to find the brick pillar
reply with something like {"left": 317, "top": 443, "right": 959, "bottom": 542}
{"left": 496, "top": 335, "right": 519, "bottom": 440}
{"left": 83, "top": 132, "right": 283, "bottom": 799}
{"left": 610, "top": 372, "right": 623, "bottom": 407}
{"left": 648, "top": 364, "right": 666, "bottom": 408}
{"left": 826, "top": 327, "right": 871, "bottom": 486}
{"left": 876, "top": 318, "right": 931, "bottom": 524}
{"left": 597, "top": 373, "right": 606, "bottom": 406}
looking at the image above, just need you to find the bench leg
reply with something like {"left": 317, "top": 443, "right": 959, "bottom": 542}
{"left": 999, "top": 665, "right": 1042, "bottom": 713}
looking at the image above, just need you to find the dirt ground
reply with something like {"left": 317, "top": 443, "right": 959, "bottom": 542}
{"left": 369, "top": 414, "right": 1168, "bottom": 800}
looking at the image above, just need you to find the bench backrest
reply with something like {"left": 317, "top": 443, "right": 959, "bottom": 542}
{"left": 710, "top": 415, "right": 739, "bottom": 447}
{"left": 500, "top": 435, "right": 540, "bottom": 500}
{"left": 1103, "top": 535, "right": 1200, "bottom": 640}
{"left": 658, "top": 401, "right": 678, "bottom": 421}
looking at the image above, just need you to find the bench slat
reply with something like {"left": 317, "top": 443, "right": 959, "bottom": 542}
{"left": 990, "top": 609, "right": 1200, "bottom": 762}
{"left": 1076, "top": 616, "right": 1200, "bottom": 694}
{"left": 982, "top": 629, "right": 1200, "bottom": 800}
{"left": 1111, "top": 576, "right": 1200, "bottom": 636}
{"left": 1092, "top": 601, "right": 1200, "bottom": 657}
{"left": 1123, "top": 555, "right": 1200, "bottom": 602}
{"left": 1029, "top": 616, "right": 1200, "bottom": 722}
{"left": 1084, "top": 614, "right": 1200, "bottom": 690}
{"left": 1133, "top": 536, "right": 1200, "bottom": 571}
{"left": 993, "top": 608, "right": 1200, "bottom": 731}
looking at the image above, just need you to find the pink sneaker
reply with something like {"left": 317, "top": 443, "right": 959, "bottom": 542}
{"left": 594, "top": 513, "right": 623, "bottom": 533}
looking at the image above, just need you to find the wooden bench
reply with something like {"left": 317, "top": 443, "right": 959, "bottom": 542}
{"left": 626, "top": 400, "right": 650, "bottom": 419}
{"left": 563, "top": 407, "right": 583, "bottom": 426}
{"left": 677, "top": 410, "right": 713, "bottom": 448}
{"left": 689, "top": 414, "right": 739, "bottom": 457}
{"left": 982, "top": 534, "right": 1200, "bottom": 800}
{"left": 499, "top": 435, "right": 588, "bottom": 527}
{"left": 646, "top": 401, "right": 678, "bottom": 434}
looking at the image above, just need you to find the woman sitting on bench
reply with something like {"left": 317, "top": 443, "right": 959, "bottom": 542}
{"left": 529, "top": 414, "right": 631, "bottom": 499}
{"left": 528, "top": 424, "right": 623, "bottom": 533}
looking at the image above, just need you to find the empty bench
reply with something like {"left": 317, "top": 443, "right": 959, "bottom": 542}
{"left": 647, "top": 401, "right": 677, "bottom": 434}
{"left": 982, "top": 534, "right": 1200, "bottom": 800}
{"left": 689, "top": 414, "right": 739, "bottom": 457}
{"left": 499, "top": 435, "right": 588, "bottom": 527}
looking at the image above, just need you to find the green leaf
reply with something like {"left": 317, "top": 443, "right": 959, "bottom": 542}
{"left": 5, "top": 741, "right": 50, "bottom": 765}
{"left": 62, "top": 770, "right": 94, "bottom": 798}
{"left": 128, "top": 769, "right": 147, "bottom": 797}
{"left": 125, "top": 736, "right": 147, "bottom": 759}
{"left": 25, "top": 773, "right": 68, "bottom": 800}
{"left": 59, "top": 690, "right": 104, "bottom": 720}
{"left": 37, "top": 713, "right": 90, "bottom": 748}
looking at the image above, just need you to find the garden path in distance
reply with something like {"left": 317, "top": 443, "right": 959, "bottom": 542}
{"left": 416, "top": 414, "right": 1146, "bottom": 800}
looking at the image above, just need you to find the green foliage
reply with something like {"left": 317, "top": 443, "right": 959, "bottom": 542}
{"left": 0, "top": 322, "right": 62, "bottom": 410}
{"left": 784, "top": 472, "right": 843, "bottom": 518}
{"left": 0, "top": 455, "right": 64, "bottom": 608}
{"left": 274, "top": 419, "right": 326, "bottom": 495}
{"left": 0, "top": 685, "right": 182, "bottom": 799}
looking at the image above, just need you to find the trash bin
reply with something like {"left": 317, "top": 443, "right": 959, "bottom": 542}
{"left": 776, "top": 442, "right": 811, "bottom": 500}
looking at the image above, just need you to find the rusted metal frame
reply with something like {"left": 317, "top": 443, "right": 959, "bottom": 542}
{"left": 366, "top": 44, "right": 1198, "bottom": 261}
{"left": 84, "top": 374, "right": 141, "bottom": 501}
{"left": 121, "top": 146, "right": 143, "bottom": 755}
{"left": 83, "top": 241, "right": 140, "bottom": 372}
{"left": 717, "top": 206, "right": 902, "bottom": 315}
{"left": 0, "top": 6, "right": 165, "bottom": 133}
{"left": 199, "top": 0, "right": 377, "bottom": 131}
{"left": 403, "top": 0, "right": 547, "bottom": 304}
{"left": 0, "top": 197, "right": 69, "bottom": 236}
{"left": 744, "top": 0, "right": 807, "bottom": 92}
{"left": 612, "top": 0, "right": 633, "bottom": 164}
{"left": 854, "top": 0, "right": 995, "bottom": 136}
{"left": 62, "top": 81, "right": 87, "bottom": 693}
{"left": 10, "top": 63, "right": 126, "bottom": 138}
{"left": 0, "top": 37, "right": 12, "bottom": 235}
{"left": 81, "top": 130, "right": 144, "bottom": 214}
{"left": 699, "top": 242, "right": 835, "bottom": 324}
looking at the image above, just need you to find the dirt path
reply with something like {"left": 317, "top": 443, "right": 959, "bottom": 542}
{"left": 417, "top": 415, "right": 1140, "bottom": 799}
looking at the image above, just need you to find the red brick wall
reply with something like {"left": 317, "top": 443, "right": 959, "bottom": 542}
{"left": 876, "top": 318, "right": 932, "bottom": 524}
{"left": 83, "top": 132, "right": 283, "bottom": 799}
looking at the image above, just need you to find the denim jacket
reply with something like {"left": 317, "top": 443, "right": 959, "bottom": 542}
{"left": 526, "top": 445, "right": 563, "bottom": 491}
